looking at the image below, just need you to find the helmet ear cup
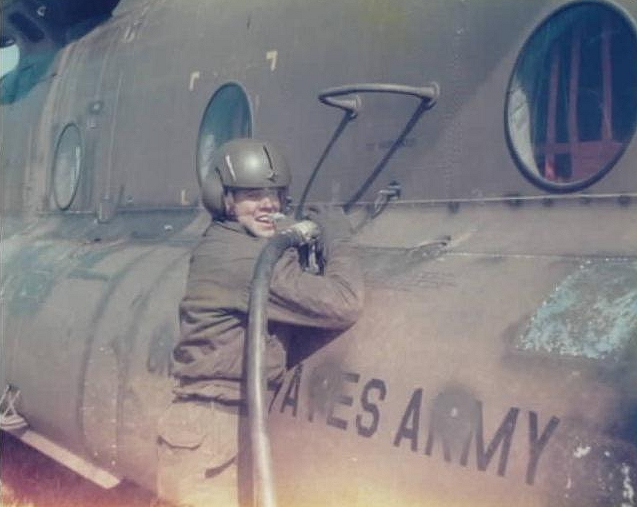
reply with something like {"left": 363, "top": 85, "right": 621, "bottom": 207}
{"left": 201, "top": 167, "right": 226, "bottom": 218}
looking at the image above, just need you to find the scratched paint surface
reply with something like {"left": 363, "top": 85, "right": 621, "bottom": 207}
{"left": 519, "top": 260, "right": 637, "bottom": 360}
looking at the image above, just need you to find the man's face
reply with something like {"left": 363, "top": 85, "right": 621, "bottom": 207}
{"left": 226, "top": 188, "right": 282, "bottom": 238}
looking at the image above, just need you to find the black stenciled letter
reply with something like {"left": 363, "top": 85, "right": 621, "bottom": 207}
{"left": 393, "top": 388, "right": 423, "bottom": 451}
{"left": 280, "top": 363, "right": 303, "bottom": 417}
{"left": 356, "top": 378, "right": 387, "bottom": 438}
{"left": 424, "top": 421, "right": 454, "bottom": 463}
{"left": 526, "top": 412, "right": 560, "bottom": 485}
{"left": 326, "top": 372, "right": 360, "bottom": 431}
{"left": 465, "top": 403, "right": 519, "bottom": 477}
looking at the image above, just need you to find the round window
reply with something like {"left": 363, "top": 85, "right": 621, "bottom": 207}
{"left": 0, "top": 41, "right": 19, "bottom": 78}
{"left": 505, "top": 2, "right": 637, "bottom": 192}
{"left": 52, "top": 123, "right": 83, "bottom": 210}
{"left": 196, "top": 83, "right": 252, "bottom": 185}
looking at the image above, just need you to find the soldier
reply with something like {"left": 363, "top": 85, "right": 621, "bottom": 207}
{"left": 157, "top": 138, "right": 364, "bottom": 506}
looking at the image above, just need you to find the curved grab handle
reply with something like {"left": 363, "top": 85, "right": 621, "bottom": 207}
{"left": 301, "top": 81, "right": 440, "bottom": 216}
{"left": 318, "top": 94, "right": 362, "bottom": 117}
{"left": 319, "top": 82, "right": 440, "bottom": 115}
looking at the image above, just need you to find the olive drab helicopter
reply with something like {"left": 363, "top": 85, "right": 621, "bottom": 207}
{"left": 1, "top": 0, "right": 636, "bottom": 506}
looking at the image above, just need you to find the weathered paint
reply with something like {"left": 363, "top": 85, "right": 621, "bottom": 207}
{"left": 519, "top": 261, "right": 637, "bottom": 360}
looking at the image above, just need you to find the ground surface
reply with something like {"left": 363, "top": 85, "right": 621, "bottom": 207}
{"left": 1, "top": 432, "right": 157, "bottom": 507}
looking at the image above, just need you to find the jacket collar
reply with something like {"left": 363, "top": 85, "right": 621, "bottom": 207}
{"left": 208, "top": 218, "right": 263, "bottom": 240}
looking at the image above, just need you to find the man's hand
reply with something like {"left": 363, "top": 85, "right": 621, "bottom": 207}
{"left": 304, "top": 205, "right": 353, "bottom": 261}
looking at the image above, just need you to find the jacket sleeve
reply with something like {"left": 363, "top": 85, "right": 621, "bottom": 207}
{"left": 263, "top": 241, "right": 364, "bottom": 330}
{"left": 182, "top": 234, "right": 364, "bottom": 336}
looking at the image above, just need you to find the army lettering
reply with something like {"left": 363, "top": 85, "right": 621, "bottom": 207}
{"left": 356, "top": 378, "right": 386, "bottom": 437}
{"left": 273, "top": 363, "right": 560, "bottom": 486}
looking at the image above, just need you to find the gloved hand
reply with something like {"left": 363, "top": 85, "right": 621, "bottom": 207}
{"left": 304, "top": 204, "right": 353, "bottom": 261}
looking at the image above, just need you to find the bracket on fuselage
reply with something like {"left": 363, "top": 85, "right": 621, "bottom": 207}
{"left": 0, "top": 384, "right": 27, "bottom": 431}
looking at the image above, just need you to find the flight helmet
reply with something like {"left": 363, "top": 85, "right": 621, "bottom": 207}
{"left": 201, "top": 138, "right": 291, "bottom": 218}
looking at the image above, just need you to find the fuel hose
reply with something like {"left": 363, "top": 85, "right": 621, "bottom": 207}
{"left": 246, "top": 220, "right": 321, "bottom": 507}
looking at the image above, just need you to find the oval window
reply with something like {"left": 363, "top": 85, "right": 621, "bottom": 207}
{"left": 505, "top": 3, "right": 637, "bottom": 192}
{"left": 196, "top": 83, "right": 252, "bottom": 184}
{"left": 0, "top": 41, "right": 19, "bottom": 79}
{"left": 52, "top": 123, "right": 83, "bottom": 210}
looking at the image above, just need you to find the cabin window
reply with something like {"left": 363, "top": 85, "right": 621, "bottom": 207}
{"left": 505, "top": 2, "right": 637, "bottom": 192}
{"left": 0, "top": 41, "right": 19, "bottom": 79}
{"left": 52, "top": 123, "right": 83, "bottom": 210}
{"left": 196, "top": 83, "right": 252, "bottom": 185}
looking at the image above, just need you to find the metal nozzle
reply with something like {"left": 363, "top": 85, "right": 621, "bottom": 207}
{"left": 267, "top": 212, "right": 287, "bottom": 223}
{"left": 285, "top": 220, "right": 321, "bottom": 244}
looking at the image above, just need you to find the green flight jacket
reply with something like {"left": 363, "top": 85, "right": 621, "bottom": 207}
{"left": 172, "top": 220, "right": 364, "bottom": 402}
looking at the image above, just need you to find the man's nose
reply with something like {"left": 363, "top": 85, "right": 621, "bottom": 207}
{"left": 259, "top": 191, "right": 279, "bottom": 209}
